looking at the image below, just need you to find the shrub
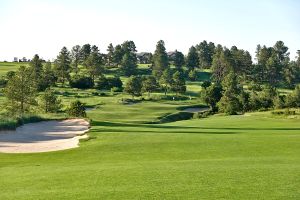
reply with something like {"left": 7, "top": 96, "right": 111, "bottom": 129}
{"left": 69, "top": 76, "right": 94, "bottom": 89}
{"left": 97, "top": 76, "right": 123, "bottom": 90}
{"left": 39, "top": 88, "right": 62, "bottom": 113}
{"left": 67, "top": 100, "right": 86, "bottom": 117}
{"left": 0, "top": 77, "right": 7, "bottom": 88}
{"left": 201, "top": 80, "right": 211, "bottom": 89}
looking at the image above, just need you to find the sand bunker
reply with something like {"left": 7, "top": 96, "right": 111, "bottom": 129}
{"left": 183, "top": 107, "right": 209, "bottom": 113}
{"left": 0, "top": 119, "right": 89, "bottom": 153}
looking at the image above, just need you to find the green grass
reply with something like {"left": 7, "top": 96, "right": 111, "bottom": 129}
{"left": 0, "top": 62, "right": 27, "bottom": 76}
{"left": 0, "top": 63, "right": 299, "bottom": 199}
{"left": 1, "top": 104, "right": 300, "bottom": 199}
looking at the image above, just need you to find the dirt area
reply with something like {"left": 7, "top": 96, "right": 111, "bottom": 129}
{"left": 0, "top": 119, "right": 89, "bottom": 153}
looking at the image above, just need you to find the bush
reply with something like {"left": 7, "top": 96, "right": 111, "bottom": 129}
{"left": 67, "top": 100, "right": 86, "bottom": 117}
{"left": 193, "top": 110, "right": 213, "bottom": 119}
{"left": 97, "top": 76, "right": 123, "bottom": 90}
{"left": 201, "top": 80, "right": 211, "bottom": 89}
{"left": 69, "top": 76, "right": 94, "bottom": 89}
{"left": 0, "top": 77, "right": 7, "bottom": 88}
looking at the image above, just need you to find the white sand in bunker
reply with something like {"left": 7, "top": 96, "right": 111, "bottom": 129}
{"left": 0, "top": 119, "right": 90, "bottom": 153}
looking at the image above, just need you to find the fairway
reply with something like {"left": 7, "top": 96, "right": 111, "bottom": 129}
{"left": 0, "top": 110, "right": 299, "bottom": 199}
{"left": 1, "top": 1, "right": 300, "bottom": 198}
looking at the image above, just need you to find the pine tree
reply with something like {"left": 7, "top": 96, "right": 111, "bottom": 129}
{"left": 172, "top": 71, "right": 186, "bottom": 96}
{"left": 54, "top": 47, "right": 71, "bottom": 86}
{"left": 173, "top": 50, "right": 185, "bottom": 70}
{"left": 40, "top": 88, "right": 62, "bottom": 113}
{"left": 152, "top": 40, "right": 169, "bottom": 77}
{"left": 186, "top": 46, "right": 199, "bottom": 71}
{"left": 71, "top": 45, "right": 81, "bottom": 74}
{"left": 217, "top": 72, "right": 242, "bottom": 115}
{"left": 4, "top": 66, "right": 37, "bottom": 115}
{"left": 121, "top": 52, "right": 137, "bottom": 76}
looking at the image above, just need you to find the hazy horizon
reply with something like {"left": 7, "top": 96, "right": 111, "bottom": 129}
{"left": 0, "top": 0, "right": 299, "bottom": 61}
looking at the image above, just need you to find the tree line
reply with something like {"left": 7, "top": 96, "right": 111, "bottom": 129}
{"left": 0, "top": 39, "right": 299, "bottom": 116}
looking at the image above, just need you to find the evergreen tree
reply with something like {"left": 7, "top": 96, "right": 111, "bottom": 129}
{"left": 142, "top": 76, "right": 159, "bottom": 97}
{"left": 159, "top": 69, "right": 173, "bottom": 96}
{"left": 43, "top": 61, "right": 57, "bottom": 87}
{"left": 4, "top": 66, "right": 37, "bottom": 115}
{"left": 152, "top": 40, "right": 169, "bottom": 77}
{"left": 124, "top": 75, "right": 142, "bottom": 99}
{"left": 54, "top": 47, "right": 71, "bottom": 86}
{"left": 186, "top": 46, "right": 199, "bottom": 71}
{"left": 71, "top": 45, "right": 81, "bottom": 74}
{"left": 80, "top": 44, "right": 91, "bottom": 63}
{"left": 121, "top": 52, "right": 137, "bottom": 76}
{"left": 211, "top": 47, "right": 232, "bottom": 83}
{"left": 217, "top": 72, "right": 242, "bottom": 115}
{"left": 196, "top": 40, "right": 215, "bottom": 68}
{"left": 173, "top": 50, "right": 185, "bottom": 70}
{"left": 29, "top": 54, "right": 45, "bottom": 91}
{"left": 172, "top": 71, "right": 186, "bottom": 96}
{"left": 113, "top": 44, "right": 124, "bottom": 66}
{"left": 106, "top": 43, "right": 114, "bottom": 66}
{"left": 84, "top": 45, "right": 103, "bottom": 82}
{"left": 40, "top": 88, "right": 62, "bottom": 113}
{"left": 201, "top": 84, "right": 222, "bottom": 111}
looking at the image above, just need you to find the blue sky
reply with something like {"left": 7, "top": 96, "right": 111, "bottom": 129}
{"left": 0, "top": 0, "right": 299, "bottom": 61}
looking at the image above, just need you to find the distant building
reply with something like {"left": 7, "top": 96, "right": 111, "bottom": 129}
{"left": 13, "top": 57, "right": 18, "bottom": 62}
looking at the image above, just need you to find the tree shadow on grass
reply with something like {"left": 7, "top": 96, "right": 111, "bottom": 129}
{"left": 91, "top": 121, "right": 300, "bottom": 131}
{"left": 89, "top": 127, "right": 239, "bottom": 135}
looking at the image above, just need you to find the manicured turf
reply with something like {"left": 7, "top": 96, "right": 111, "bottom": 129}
{"left": 0, "top": 108, "right": 300, "bottom": 199}
{"left": 0, "top": 63, "right": 299, "bottom": 199}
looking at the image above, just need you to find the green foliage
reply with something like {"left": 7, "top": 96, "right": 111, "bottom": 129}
{"left": 67, "top": 100, "right": 86, "bottom": 117}
{"left": 201, "top": 84, "right": 222, "bottom": 111}
{"left": 196, "top": 40, "right": 215, "bottom": 68}
{"left": 285, "top": 85, "right": 300, "bottom": 108}
{"left": 152, "top": 40, "right": 169, "bottom": 77}
{"left": 97, "top": 75, "right": 123, "bottom": 90}
{"left": 124, "top": 75, "right": 142, "bottom": 98}
{"left": 142, "top": 75, "right": 159, "bottom": 97}
{"left": 218, "top": 72, "right": 242, "bottom": 115}
{"left": 120, "top": 52, "right": 137, "bottom": 76}
{"left": 29, "top": 54, "right": 47, "bottom": 91}
{"left": 43, "top": 61, "right": 57, "bottom": 87}
{"left": 71, "top": 45, "right": 81, "bottom": 74}
{"left": 54, "top": 47, "right": 71, "bottom": 86}
{"left": 188, "top": 69, "right": 197, "bottom": 81}
{"left": 106, "top": 43, "right": 115, "bottom": 66}
{"left": 186, "top": 46, "right": 199, "bottom": 71}
{"left": 84, "top": 45, "right": 103, "bottom": 81}
{"left": 211, "top": 46, "right": 232, "bottom": 83}
{"left": 4, "top": 66, "right": 37, "bottom": 115}
{"left": 173, "top": 50, "right": 185, "bottom": 69}
{"left": 69, "top": 75, "right": 94, "bottom": 89}
{"left": 0, "top": 115, "right": 45, "bottom": 130}
{"left": 201, "top": 80, "right": 211, "bottom": 89}
{"left": 39, "top": 88, "right": 62, "bottom": 113}
{"left": 171, "top": 71, "right": 186, "bottom": 95}
{"left": 159, "top": 69, "right": 173, "bottom": 95}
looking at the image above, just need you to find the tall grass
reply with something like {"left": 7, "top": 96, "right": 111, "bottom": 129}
{"left": 0, "top": 115, "right": 45, "bottom": 130}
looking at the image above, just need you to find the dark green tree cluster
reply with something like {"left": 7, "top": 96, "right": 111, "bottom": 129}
{"left": 105, "top": 41, "right": 138, "bottom": 76}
